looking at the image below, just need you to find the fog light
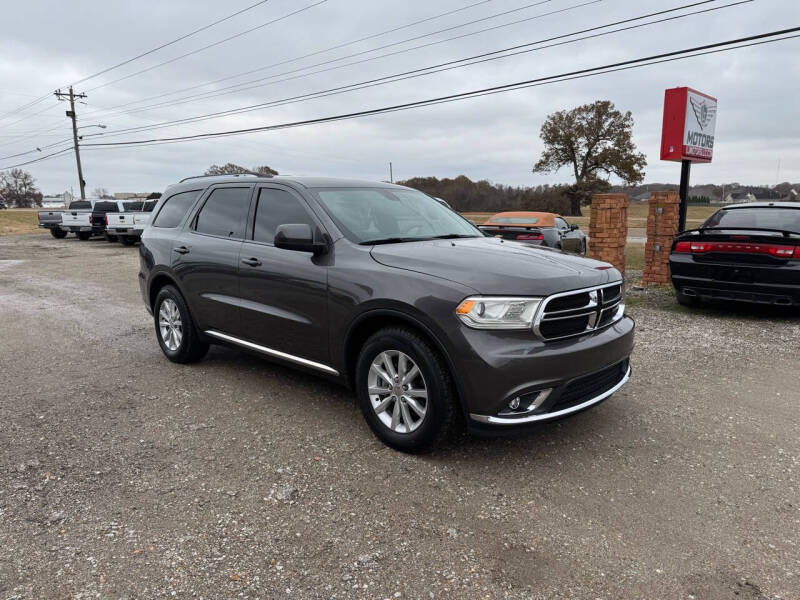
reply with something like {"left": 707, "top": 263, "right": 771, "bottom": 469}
{"left": 509, "top": 397, "right": 521, "bottom": 410}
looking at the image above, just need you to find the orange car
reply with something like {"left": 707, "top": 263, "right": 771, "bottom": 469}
{"left": 479, "top": 211, "right": 586, "bottom": 254}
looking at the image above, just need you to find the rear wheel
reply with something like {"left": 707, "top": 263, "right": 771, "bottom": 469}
{"left": 50, "top": 228, "right": 67, "bottom": 239}
{"left": 121, "top": 235, "right": 138, "bottom": 246}
{"left": 105, "top": 233, "right": 118, "bottom": 242}
{"left": 77, "top": 231, "right": 91, "bottom": 240}
{"left": 355, "top": 327, "right": 456, "bottom": 452}
{"left": 154, "top": 285, "right": 209, "bottom": 363}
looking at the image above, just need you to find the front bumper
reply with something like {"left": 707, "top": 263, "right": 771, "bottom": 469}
{"left": 453, "top": 315, "right": 635, "bottom": 429}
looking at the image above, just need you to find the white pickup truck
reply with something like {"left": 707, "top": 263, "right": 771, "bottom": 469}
{"left": 59, "top": 200, "right": 97, "bottom": 240}
{"left": 104, "top": 200, "right": 157, "bottom": 245}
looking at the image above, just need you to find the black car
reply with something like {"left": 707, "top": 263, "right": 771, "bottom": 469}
{"left": 139, "top": 175, "right": 634, "bottom": 451}
{"left": 670, "top": 202, "right": 800, "bottom": 307}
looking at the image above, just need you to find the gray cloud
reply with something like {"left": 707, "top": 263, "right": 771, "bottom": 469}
{"left": 1, "top": 0, "right": 798, "bottom": 195}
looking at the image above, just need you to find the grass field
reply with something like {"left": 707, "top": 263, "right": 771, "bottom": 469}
{"left": 0, "top": 209, "right": 45, "bottom": 236}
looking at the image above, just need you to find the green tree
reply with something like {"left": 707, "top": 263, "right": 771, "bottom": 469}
{"left": 532, "top": 100, "right": 646, "bottom": 215}
{"left": 0, "top": 168, "right": 41, "bottom": 207}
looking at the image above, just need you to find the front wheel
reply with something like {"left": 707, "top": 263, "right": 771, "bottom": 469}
{"left": 355, "top": 327, "right": 457, "bottom": 452}
{"left": 154, "top": 285, "right": 209, "bottom": 363}
{"left": 50, "top": 228, "right": 67, "bottom": 239}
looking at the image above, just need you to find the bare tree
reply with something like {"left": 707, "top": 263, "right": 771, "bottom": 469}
{"left": 0, "top": 168, "right": 41, "bottom": 207}
{"left": 93, "top": 187, "right": 112, "bottom": 199}
{"left": 532, "top": 100, "right": 646, "bottom": 215}
{"left": 204, "top": 163, "right": 279, "bottom": 176}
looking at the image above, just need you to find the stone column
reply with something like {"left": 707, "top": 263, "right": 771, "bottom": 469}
{"left": 642, "top": 191, "right": 680, "bottom": 285}
{"left": 588, "top": 193, "right": 629, "bottom": 275}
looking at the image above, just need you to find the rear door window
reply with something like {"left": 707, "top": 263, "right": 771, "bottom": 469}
{"left": 194, "top": 187, "right": 251, "bottom": 239}
{"left": 253, "top": 188, "right": 317, "bottom": 244}
{"left": 151, "top": 190, "right": 201, "bottom": 228}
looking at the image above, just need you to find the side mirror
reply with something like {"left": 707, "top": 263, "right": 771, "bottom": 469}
{"left": 570, "top": 224, "right": 580, "bottom": 231}
{"left": 274, "top": 223, "right": 327, "bottom": 254}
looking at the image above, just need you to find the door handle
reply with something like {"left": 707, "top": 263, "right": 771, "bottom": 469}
{"left": 241, "top": 257, "right": 262, "bottom": 267}
{"left": 173, "top": 246, "right": 190, "bottom": 255}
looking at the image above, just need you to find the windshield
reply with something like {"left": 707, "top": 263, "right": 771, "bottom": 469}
{"left": 704, "top": 207, "right": 800, "bottom": 233}
{"left": 313, "top": 187, "right": 481, "bottom": 244}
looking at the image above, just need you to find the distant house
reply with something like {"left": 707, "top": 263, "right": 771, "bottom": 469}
{"left": 723, "top": 191, "right": 756, "bottom": 204}
{"left": 41, "top": 196, "right": 66, "bottom": 208}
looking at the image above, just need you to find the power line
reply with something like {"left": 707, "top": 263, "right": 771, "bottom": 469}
{"left": 85, "top": 0, "right": 329, "bottom": 93}
{"left": 76, "top": 28, "right": 800, "bottom": 151}
{"left": 80, "top": 0, "right": 499, "bottom": 116}
{"left": 0, "top": 147, "right": 73, "bottom": 170}
{"left": 82, "top": 0, "right": 561, "bottom": 117}
{"left": 0, "top": 0, "right": 274, "bottom": 122}
{"left": 78, "top": 0, "right": 747, "bottom": 142}
{"left": 71, "top": 0, "right": 273, "bottom": 86}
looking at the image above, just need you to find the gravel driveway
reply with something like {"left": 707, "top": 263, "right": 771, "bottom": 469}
{"left": 1, "top": 234, "right": 798, "bottom": 599}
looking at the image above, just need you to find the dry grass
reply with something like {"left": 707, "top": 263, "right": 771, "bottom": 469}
{"left": 0, "top": 209, "right": 45, "bottom": 236}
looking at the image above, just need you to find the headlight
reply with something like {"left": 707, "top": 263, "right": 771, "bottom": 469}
{"left": 455, "top": 296, "right": 542, "bottom": 330}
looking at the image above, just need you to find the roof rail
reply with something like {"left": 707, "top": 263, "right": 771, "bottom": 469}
{"left": 179, "top": 172, "right": 273, "bottom": 183}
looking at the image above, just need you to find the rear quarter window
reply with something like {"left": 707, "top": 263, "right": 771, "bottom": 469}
{"left": 151, "top": 190, "right": 202, "bottom": 228}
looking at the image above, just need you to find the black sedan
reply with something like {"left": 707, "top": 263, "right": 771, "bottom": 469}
{"left": 670, "top": 202, "right": 800, "bottom": 307}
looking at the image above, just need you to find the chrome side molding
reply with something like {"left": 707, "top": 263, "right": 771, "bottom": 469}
{"left": 205, "top": 330, "right": 339, "bottom": 376}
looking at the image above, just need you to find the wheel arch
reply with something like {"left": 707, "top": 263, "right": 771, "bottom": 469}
{"left": 343, "top": 309, "right": 468, "bottom": 419}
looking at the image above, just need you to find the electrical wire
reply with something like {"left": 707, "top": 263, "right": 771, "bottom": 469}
{"left": 78, "top": 0, "right": 748, "bottom": 142}
{"left": 85, "top": 1, "right": 329, "bottom": 92}
{"left": 75, "top": 28, "right": 800, "bottom": 151}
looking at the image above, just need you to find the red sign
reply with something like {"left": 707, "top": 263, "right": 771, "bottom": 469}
{"left": 660, "top": 87, "right": 717, "bottom": 163}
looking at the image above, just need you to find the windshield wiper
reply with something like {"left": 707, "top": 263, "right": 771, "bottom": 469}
{"left": 430, "top": 234, "right": 479, "bottom": 240}
{"left": 359, "top": 237, "right": 426, "bottom": 245}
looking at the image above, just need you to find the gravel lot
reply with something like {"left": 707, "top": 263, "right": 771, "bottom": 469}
{"left": 1, "top": 234, "right": 798, "bottom": 599}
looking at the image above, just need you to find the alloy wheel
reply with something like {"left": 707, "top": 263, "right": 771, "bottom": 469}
{"left": 367, "top": 350, "right": 428, "bottom": 433}
{"left": 158, "top": 298, "right": 183, "bottom": 351}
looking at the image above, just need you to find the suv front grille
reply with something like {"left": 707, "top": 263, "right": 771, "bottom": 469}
{"left": 534, "top": 282, "right": 624, "bottom": 341}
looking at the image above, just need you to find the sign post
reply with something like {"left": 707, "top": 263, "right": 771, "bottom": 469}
{"left": 660, "top": 87, "right": 717, "bottom": 232}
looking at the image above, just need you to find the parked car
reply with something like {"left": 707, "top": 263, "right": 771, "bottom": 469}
{"left": 0, "top": 201, "right": 8, "bottom": 209}
{"left": 479, "top": 211, "right": 587, "bottom": 254}
{"left": 670, "top": 202, "right": 800, "bottom": 307}
{"left": 105, "top": 200, "right": 157, "bottom": 245}
{"left": 58, "top": 200, "right": 96, "bottom": 239}
{"left": 139, "top": 175, "right": 633, "bottom": 451}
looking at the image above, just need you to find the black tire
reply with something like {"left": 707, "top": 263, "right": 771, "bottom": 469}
{"left": 50, "top": 228, "right": 67, "bottom": 239}
{"left": 355, "top": 327, "right": 457, "bottom": 452}
{"left": 121, "top": 235, "right": 138, "bottom": 246}
{"left": 676, "top": 289, "right": 698, "bottom": 307}
{"left": 105, "top": 233, "right": 118, "bottom": 243}
{"left": 77, "top": 231, "right": 91, "bottom": 240}
{"left": 153, "top": 285, "right": 209, "bottom": 364}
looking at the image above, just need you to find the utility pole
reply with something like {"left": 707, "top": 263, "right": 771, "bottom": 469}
{"left": 54, "top": 87, "right": 87, "bottom": 199}
{"left": 389, "top": 162, "right": 393, "bottom": 183}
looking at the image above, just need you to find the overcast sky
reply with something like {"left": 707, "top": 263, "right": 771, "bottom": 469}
{"left": 1, "top": 0, "right": 798, "bottom": 195}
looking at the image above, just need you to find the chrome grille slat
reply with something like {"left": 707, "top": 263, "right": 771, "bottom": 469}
{"left": 533, "top": 281, "right": 625, "bottom": 341}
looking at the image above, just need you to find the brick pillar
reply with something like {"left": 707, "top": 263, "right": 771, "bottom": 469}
{"left": 642, "top": 191, "right": 680, "bottom": 285}
{"left": 588, "top": 193, "right": 629, "bottom": 275}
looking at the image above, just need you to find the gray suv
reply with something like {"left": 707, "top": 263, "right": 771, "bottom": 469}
{"left": 139, "top": 175, "right": 634, "bottom": 451}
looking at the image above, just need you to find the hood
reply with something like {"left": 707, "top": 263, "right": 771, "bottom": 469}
{"left": 370, "top": 237, "right": 618, "bottom": 296}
